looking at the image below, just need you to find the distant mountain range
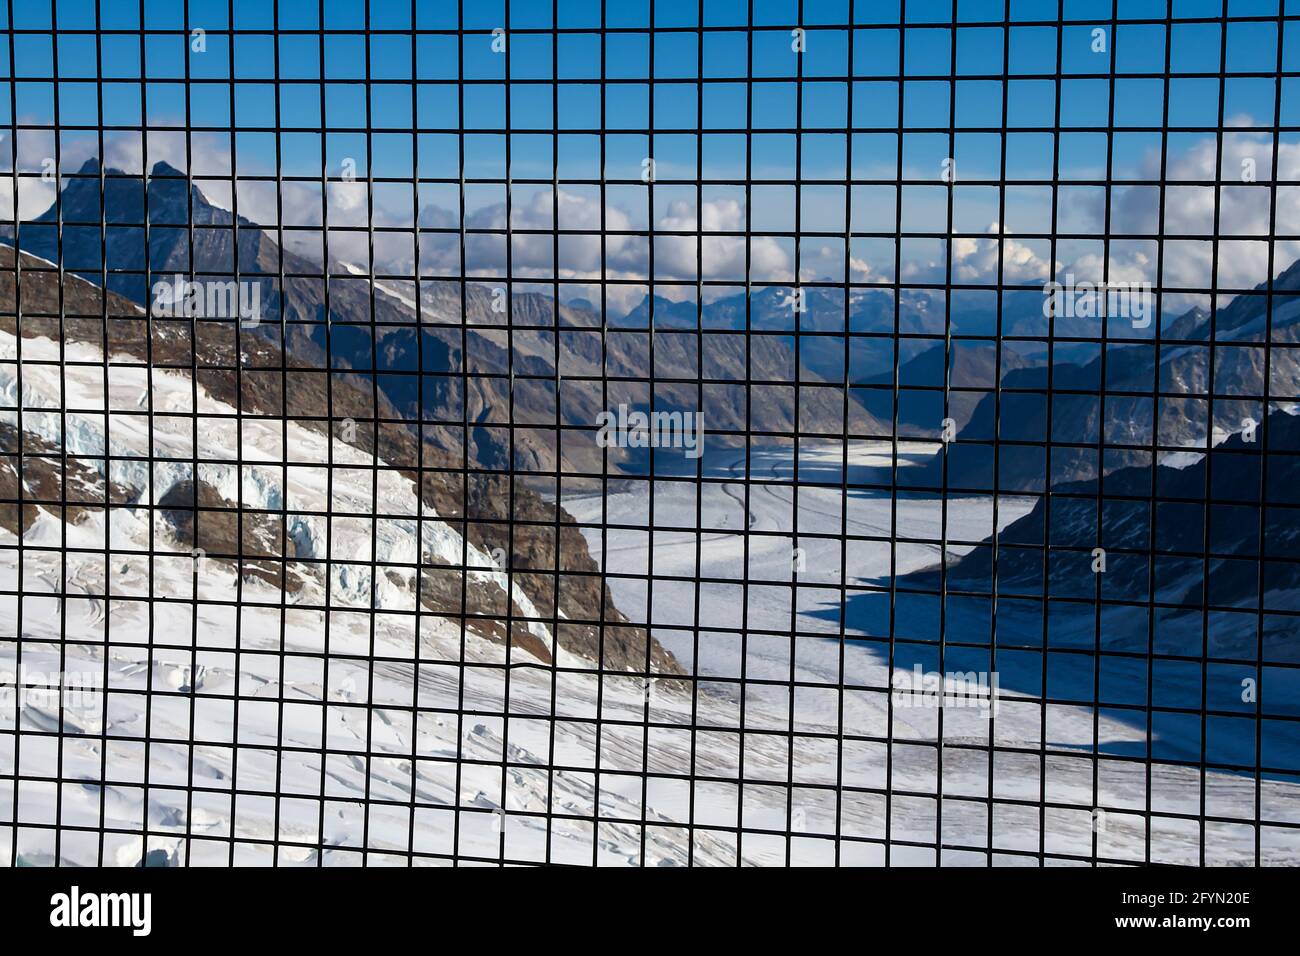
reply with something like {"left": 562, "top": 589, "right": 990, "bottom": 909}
{"left": 4, "top": 160, "right": 895, "bottom": 474}
{"left": 7, "top": 159, "right": 1299, "bottom": 492}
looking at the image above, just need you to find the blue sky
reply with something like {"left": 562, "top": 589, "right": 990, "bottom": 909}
{"left": 1, "top": 0, "right": 1297, "bottom": 317}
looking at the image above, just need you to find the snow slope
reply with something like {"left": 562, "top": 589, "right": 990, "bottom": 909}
{"left": 558, "top": 452, "right": 1300, "bottom": 865}
{"left": 2, "top": 322, "right": 1297, "bottom": 865}
{"left": 0, "top": 326, "right": 739, "bottom": 866}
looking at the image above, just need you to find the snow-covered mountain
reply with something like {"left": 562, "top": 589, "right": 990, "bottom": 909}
{"left": 5, "top": 247, "right": 1292, "bottom": 864}
{"left": 0, "top": 246, "right": 712, "bottom": 864}
{"left": 0, "top": 241, "right": 676, "bottom": 668}
{"left": 5, "top": 163, "right": 1300, "bottom": 865}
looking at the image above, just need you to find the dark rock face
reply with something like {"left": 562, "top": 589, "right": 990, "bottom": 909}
{"left": 929, "top": 274, "right": 1300, "bottom": 491}
{"left": 912, "top": 407, "right": 1300, "bottom": 619}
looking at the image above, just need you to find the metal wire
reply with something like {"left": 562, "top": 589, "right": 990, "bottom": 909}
{"left": 0, "top": 0, "right": 1298, "bottom": 867}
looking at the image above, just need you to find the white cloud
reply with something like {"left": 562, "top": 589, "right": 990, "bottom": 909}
{"left": 1103, "top": 128, "right": 1300, "bottom": 308}
{"left": 22, "top": 130, "right": 1300, "bottom": 324}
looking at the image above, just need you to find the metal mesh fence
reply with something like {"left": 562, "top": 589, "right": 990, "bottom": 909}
{"left": 1, "top": 0, "right": 1299, "bottom": 867}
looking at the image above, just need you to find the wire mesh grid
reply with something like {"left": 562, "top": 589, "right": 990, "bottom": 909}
{"left": 1, "top": 0, "right": 1299, "bottom": 867}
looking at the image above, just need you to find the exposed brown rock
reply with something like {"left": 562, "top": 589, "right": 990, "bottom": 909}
{"left": 0, "top": 421, "right": 136, "bottom": 537}
{"left": 0, "top": 245, "right": 679, "bottom": 674}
